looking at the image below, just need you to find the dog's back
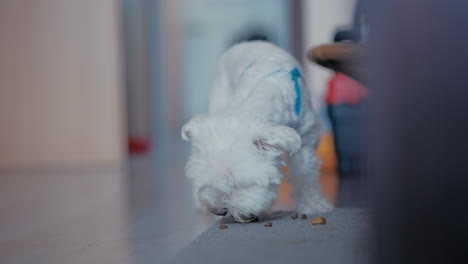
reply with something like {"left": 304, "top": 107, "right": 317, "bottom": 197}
{"left": 208, "top": 41, "right": 311, "bottom": 130}
{"left": 220, "top": 41, "right": 299, "bottom": 86}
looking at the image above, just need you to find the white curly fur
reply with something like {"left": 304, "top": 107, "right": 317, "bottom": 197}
{"left": 182, "top": 41, "right": 333, "bottom": 221}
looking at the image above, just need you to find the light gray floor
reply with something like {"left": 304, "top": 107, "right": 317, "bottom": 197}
{"left": 0, "top": 143, "right": 218, "bottom": 264}
{"left": 172, "top": 208, "right": 369, "bottom": 264}
{"left": 0, "top": 141, "right": 369, "bottom": 264}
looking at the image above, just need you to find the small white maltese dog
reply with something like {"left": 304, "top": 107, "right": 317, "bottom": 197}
{"left": 181, "top": 41, "right": 333, "bottom": 222}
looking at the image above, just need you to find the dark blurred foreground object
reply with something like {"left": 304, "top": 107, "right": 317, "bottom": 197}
{"left": 368, "top": 0, "right": 468, "bottom": 263}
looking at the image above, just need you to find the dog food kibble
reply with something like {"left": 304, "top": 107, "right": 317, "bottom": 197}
{"left": 300, "top": 214, "right": 307, "bottom": 219}
{"left": 311, "top": 217, "right": 327, "bottom": 225}
{"left": 219, "top": 224, "right": 228, "bottom": 229}
{"left": 264, "top": 222, "right": 272, "bottom": 227}
{"left": 291, "top": 214, "right": 299, "bottom": 219}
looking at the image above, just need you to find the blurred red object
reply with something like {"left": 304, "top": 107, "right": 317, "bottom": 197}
{"left": 128, "top": 137, "right": 151, "bottom": 154}
{"left": 326, "top": 72, "right": 368, "bottom": 105}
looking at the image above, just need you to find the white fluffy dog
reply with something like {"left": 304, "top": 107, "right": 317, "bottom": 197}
{"left": 181, "top": 41, "right": 333, "bottom": 222}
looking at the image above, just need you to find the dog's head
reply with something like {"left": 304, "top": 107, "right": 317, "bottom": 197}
{"left": 181, "top": 114, "right": 301, "bottom": 222}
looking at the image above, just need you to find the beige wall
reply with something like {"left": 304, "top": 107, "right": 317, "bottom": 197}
{"left": 0, "top": 0, "right": 126, "bottom": 167}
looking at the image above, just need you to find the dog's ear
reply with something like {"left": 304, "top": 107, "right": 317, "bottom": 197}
{"left": 254, "top": 126, "right": 302, "bottom": 155}
{"left": 181, "top": 114, "right": 206, "bottom": 142}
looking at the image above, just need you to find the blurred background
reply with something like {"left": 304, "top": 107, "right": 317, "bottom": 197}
{"left": 2, "top": 0, "right": 467, "bottom": 264}
{"left": 0, "top": 1, "right": 361, "bottom": 263}
{"left": 0, "top": 0, "right": 362, "bottom": 263}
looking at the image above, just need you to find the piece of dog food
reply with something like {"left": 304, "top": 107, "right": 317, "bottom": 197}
{"left": 300, "top": 214, "right": 307, "bottom": 219}
{"left": 264, "top": 222, "right": 272, "bottom": 227}
{"left": 311, "top": 217, "right": 326, "bottom": 225}
{"left": 219, "top": 224, "right": 228, "bottom": 229}
{"left": 291, "top": 214, "right": 299, "bottom": 219}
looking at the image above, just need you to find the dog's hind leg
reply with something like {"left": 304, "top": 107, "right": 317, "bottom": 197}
{"left": 287, "top": 131, "right": 334, "bottom": 214}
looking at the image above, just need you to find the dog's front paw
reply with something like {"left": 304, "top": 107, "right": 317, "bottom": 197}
{"left": 298, "top": 197, "right": 334, "bottom": 215}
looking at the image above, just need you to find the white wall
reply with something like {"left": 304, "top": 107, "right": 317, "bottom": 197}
{"left": 0, "top": 0, "right": 126, "bottom": 167}
{"left": 302, "top": 0, "right": 357, "bottom": 107}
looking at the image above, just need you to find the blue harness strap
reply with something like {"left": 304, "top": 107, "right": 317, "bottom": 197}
{"left": 238, "top": 62, "right": 254, "bottom": 79}
{"left": 239, "top": 62, "right": 302, "bottom": 116}
{"left": 290, "top": 67, "right": 302, "bottom": 115}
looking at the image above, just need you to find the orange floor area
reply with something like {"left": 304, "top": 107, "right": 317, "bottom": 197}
{"left": 277, "top": 132, "right": 339, "bottom": 205}
{"left": 277, "top": 170, "right": 339, "bottom": 205}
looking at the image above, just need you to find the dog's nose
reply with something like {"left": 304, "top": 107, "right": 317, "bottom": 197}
{"left": 210, "top": 207, "right": 228, "bottom": 216}
{"left": 238, "top": 214, "right": 258, "bottom": 222}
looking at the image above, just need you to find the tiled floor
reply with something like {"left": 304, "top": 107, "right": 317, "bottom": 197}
{"left": 0, "top": 142, "right": 218, "bottom": 264}
{"left": 0, "top": 167, "right": 134, "bottom": 264}
{"left": 0, "top": 140, "right": 365, "bottom": 264}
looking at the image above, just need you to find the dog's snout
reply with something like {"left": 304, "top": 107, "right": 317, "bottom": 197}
{"left": 199, "top": 186, "right": 228, "bottom": 215}
{"left": 210, "top": 207, "right": 228, "bottom": 216}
